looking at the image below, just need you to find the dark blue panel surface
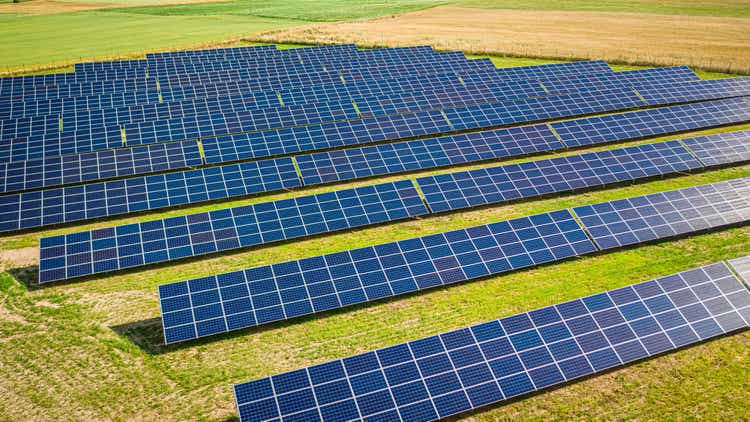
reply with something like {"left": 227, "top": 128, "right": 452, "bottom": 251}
{"left": 681, "top": 129, "right": 750, "bottom": 167}
{"left": 233, "top": 260, "right": 750, "bottom": 421}
{"left": 0, "top": 157, "right": 299, "bottom": 233}
{"left": 158, "top": 210, "right": 596, "bottom": 343}
{"left": 38, "top": 180, "right": 428, "bottom": 283}
{"left": 573, "top": 177, "right": 750, "bottom": 250}
{"left": 417, "top": 140, "right": 703, "bottom": 212}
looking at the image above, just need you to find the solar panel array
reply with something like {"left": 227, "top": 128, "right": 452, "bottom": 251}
{"left": 4, "top": 43, "right": 750, "bottom": 421}
{"left": 38, "top": 181, "right": 428, "bottom": 282}
{"left": 30, "top": 127, "right": 750, "bottom": 277}
{"left": 573, "top": 177, "right": 750, "bottom": 250}
{"left": 233, "top": 260, "right": 750, "bottom": 421}
{"left": 156, "top": 176, "right": 750, "bottom": 343}
{"left": 417, "top": 140, "right": 703, "bottom": 212}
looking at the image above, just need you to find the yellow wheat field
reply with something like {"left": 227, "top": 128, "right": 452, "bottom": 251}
{"left": 252, "top": 6, "right": 750, "bottom": 74}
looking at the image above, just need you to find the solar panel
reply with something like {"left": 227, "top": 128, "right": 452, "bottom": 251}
{"left": 638, "top": 77, "right": 750, "bottom": 106}
{"left": 233, "top": 261, "right": 750, "bottom": 421}
{"left": 296, "top": 124, "right": 562, "bottom": 185}
{"left": 552, "top": 97, "right": 750, "bottom": 148}
{"left": 0, "top": 140, "right": 201, "bottom": 194}
{"left": 728, "top": 255, "right": 750, "bottom": 285}
{"left": 417, "top": 141, "right": 703, "bottom": 212}
{"left": 573, "top": 177, "right": 750, "bottom": 250}
{"left": 681, "top": 129, "right": 750, "bottom": 166}
{"left": 201, "top": 88, "right": 644, "bottom": 164}
{"left": 0, "top": 158, "right": 299, "bottom": 233}
{"left": 157, "top": 210, "right": 596, "bottom": 343}
{"left": 38, "top": 180, "right": 428, "bottom": 283}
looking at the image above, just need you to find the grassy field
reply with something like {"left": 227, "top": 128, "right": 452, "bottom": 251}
{"left": 0, "top": 52, "right": 749, "bottom": 418}
{"left": 255, "top": 5, "right": 750, "bottom": 74}
{"left": 3, "top": 0, "right": 749, "bottom": 73}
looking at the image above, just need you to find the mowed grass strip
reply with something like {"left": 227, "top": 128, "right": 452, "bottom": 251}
{"left": 253, "top": 5, "right": 750, "bottom": 74}
{"left": 1, "top": 121, "right": 750, "bottom": 418}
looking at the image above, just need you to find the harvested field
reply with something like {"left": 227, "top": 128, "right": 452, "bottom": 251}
{"left": 253, "top": 6, "right": 750, "bottom": 74}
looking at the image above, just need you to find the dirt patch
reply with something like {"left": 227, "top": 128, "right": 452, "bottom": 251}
{"left": 253, "top": 6, "right": 750, "bottom": 74}
{"left": 0, "top": 247, "right": 38, "bottom": 271}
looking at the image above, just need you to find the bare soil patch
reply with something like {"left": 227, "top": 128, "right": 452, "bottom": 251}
{"left": 0, "top": 247, "right": 38, "bottom": 271}
{"left": 253, "top": 6, "right": 750, "bottom": 73}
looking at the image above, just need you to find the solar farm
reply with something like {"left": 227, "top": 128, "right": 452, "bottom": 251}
{"left": 1, "top": 43, "right": 750, "bottom": 420}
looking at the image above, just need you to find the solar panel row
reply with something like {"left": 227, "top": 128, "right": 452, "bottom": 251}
{"left": 233, "top": 260, "right": 750, "bottom": 421}
{"left": 552, "top": 97, "right": 750, "bottom": 147}
{"left": 0, "top": 139, "right": 201, "bottom": 194}
{"left": 3, "top": 57, "right": 493, "bottom": 103}
{"left": 573, "top": 177, "right": 750, "bottom": 250}
{"left": 2, "top": 50, "right": 470, "bottom": 101}
{"left": 294, "top": 98, "right": 750, "bottom": 186}
{"left": 158, "top": 209, "right": 596, "bottom": 342}
{"left": 7, "top": 113, "right": 750, "bottom": 235}
{"left": 38, "top": 180, "right": 428, "bottom": 282}
{"left": 200, "top": 88, "right": 644, "bottom": 165}
{"left": 155, "top": 176, "right": 750, "bottom": 343}
{"left": 0, "top": 158, "right": 299, "bottom": 234}
{"left": 417, "top": 141, "right": 703, "bottom": 212}
{"left": 1, "top": 66, "right": 704, "bottom": 143}
{"left": 2, "top": 76, "right": 548, "bottom": 141}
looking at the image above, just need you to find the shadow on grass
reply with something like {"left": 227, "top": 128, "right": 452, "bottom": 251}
{"left": 8, "top": 265, "right": 39, "bottom": 289}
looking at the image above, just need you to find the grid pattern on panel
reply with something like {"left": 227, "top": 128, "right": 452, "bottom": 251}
{"left": 296, "top": 125, "right": 561, "bottom": 185}
{"left": 417, "top": 141, "right": 703, "bottom": 212}
{"left": 234, "top": 262, "right": 750, "bottom": 422}
{"left": 681, "top": 129, "right": 750, "bottom": 166}
{"left": 38, "top": 181, "right": 428, "bottom": 283}
{"left": 552, "top": 97, "right": 750, "bottom": 148}
{"left": 0, "top": 140, "right": 202, "bottom": 194}
{"left": 638, "top": 77, "right": 750, "bottom": 106}
{"left": 728, "top": 256, "right": 750, "bottom": 285}
{"left": 0, "top": 158, "right": 299, "bottom": 234}
{"left": 492, "top": 60, "right": 612, "bottom": 80}
{"left": 157, "top": 210, "right": 596, "bottom": 343}
{"left": 203, "top": 89, "right": 643, "bottom": 164}
{"left": 0, "top": 90, "right": 161, "bottom": 121}
{"left": 0, "top": 125, "right": 124, "bottom": 163}
{"left": 539, "top": 67, "right": 701, "bottom": 97}
{"left": 573, "top": 177, "right": 750, "bottom": 250}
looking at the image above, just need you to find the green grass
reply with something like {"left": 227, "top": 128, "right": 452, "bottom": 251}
{"left": 457, "top": 0, "right": 750, "bottom": 18}
{"left": 106, "top": 0, "right": 448, "bottom": 21}
{"left": 0, "top": 11, "right": 300, "bottom": 70}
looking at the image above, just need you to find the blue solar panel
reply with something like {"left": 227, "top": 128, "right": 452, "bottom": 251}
{"left": 573, "top": 177, "right": 750, "bottom": 250}
{"left": 728, "top": 256, "right": 750, "bottom": 285}
{"left": 233, "top": 260, "right": 750, "bottom": 421}
{"left": 417, "top": 141, "right": 703, "bottom": 212}
{"left": 638, "top": 77, "right": 750, "bottom": 106}
{"left": 38, "top": 180, "right": 428, "bottom": 283}
{"left": 0, "top": 140, "right": 201, "bottom": 194}
{"left": 201, "top": 88, "right": 644, "bottom": 164}
{"left": 552, "top": 97, "right": 750, "bottom": 148}
{"left": 157, "top": 210, "right": 595, "bottom": 343}
{"left": 681, "top": 129, "right": 750, "bottom": 166}
{"left": 0, "top": 158, "right": 299, "bottom": 233}
{"left": 296, "top": 124, "right": 562, "bottom": 185}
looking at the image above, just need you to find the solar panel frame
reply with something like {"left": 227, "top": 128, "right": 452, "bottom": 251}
{"left": 38, "top": 180, "right": 428, "bottom": 283}
{"left": 680, "top": 129, "right": 750, "bottom": 167}
{"left": 573, "top": 177, "right": 750, "bottom": 250}
{"left": 0, "top": 139, "right": 202, "bottom": 194}
{"left": 417, "top": 140, "right": 704, "bottom": 212}
{"left": 157, "top": 209, "right": 596, "bottom": 343}
{"left": 233, "top": 261, "right": 750, "bottom": 421}
{"left": 296, "top": 124, "right": 563, "bottom": 185}
{"left": 0, "top": 158, "right": 299, "bottom": 234}
{"left": 552, "top": 97, "right": 750, "bottom": 148}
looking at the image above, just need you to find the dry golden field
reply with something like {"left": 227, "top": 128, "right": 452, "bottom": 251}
{"left": 253, "top": 6, "right": 750, "bottom": 73}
